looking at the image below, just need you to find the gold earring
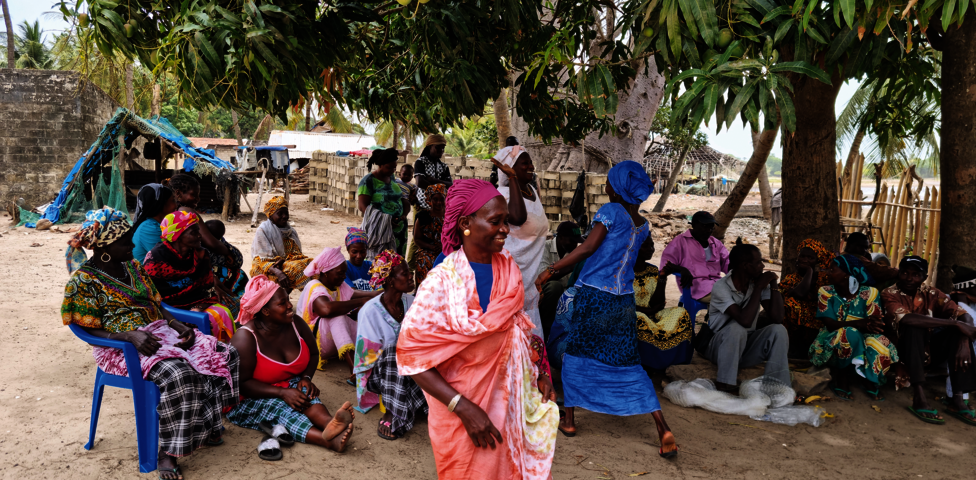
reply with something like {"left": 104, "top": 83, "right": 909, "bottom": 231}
{"left": 100, "top": 252, "right": 112, "bottom": 262}
{"left": 463, "top": 229, "right": 471, "bottom": 236}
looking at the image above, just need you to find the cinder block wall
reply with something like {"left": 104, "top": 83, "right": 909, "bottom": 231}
{"left": 0, "top": 69, "right": 118, "bottom": 206}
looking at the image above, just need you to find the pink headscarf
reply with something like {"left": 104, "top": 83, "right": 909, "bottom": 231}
{"left": 304, "top": 246, "right": 347, "bottom": 277}
{"left": 238, "top": 275, "right": 281, "bottom": 325}
{"left": 441, "top": 179, "right": 503, "bottom": 256}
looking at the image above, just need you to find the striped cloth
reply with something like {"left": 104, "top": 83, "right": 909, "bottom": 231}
{"left": 148, "top": 344, "right": 240, "bottom": 457}
{"left": 226, "top": 377, "right": 323, "bottom": 443}
{"left": 365, "top": 346, "right": 428, "bottom": 435}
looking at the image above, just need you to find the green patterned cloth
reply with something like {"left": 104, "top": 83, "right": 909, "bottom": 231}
{"left": 357, "top": 173, "right": 406, "bottom": 255}
{"left": 61, "top": 260, "right": 163, "bottom": 333}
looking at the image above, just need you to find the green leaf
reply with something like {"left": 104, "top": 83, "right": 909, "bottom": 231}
{"left": 703, "top": 83, "right": 719, "bottom": 124}
{"left": 678, "top": 0, "right": 701, "bottom": 38}
{"left": 671, "top": 68, "right": 705, "bottom": 83}
{"left": 195, "top": 32, "right": 221, "bottom": 71}
{"left": 252, "top": 37, "right": 284, "bottom": 71}
{"left": 761, "top": 6, "right": 792, "bottom": 23}
{"left": 740, "top": 14, "right": 762, "bottom": 28}
{"left": 775, "top": 86, "right": 796, "bottom": 131}
{"left": 726, "top": 77, "right": 759, "bottom": 125}
{"left": 774, "top": 19, "right": 795, "bottom": 43}
{"left": 95, "top": 16, "right": 127, "bottom": 51}
{"left": 805, "top": 24, "right": 828, "bottom": 44}
{"left": 597, "top": 64, "right": 616, "bottom": 94}
{"left": 667, "top": 3, "right": 682, "bottom": 61}
{"left": 715, "top": 93, "right": 726, "bottom": 133}
{"left": 942, "top": 0, "right": 957, "bottom": 30}
{"left": 840, "top": 0, "right": 856, "bottom": 28}
{"left": 590, "top": 71, "right": 606, "bottom": 117}
{"left": 826, "top": 27, "right": 857, "bottom": 65}
{"left": 683, "top": 41, "right": 703, "bottom": 68}
{"left": 770, "top": 61, "right": 832, "bottom": 84}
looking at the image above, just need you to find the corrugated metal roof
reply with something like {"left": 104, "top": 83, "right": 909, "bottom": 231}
{"left": 268, "top": 130, "right": 376, "bottom": 158}
{"left": 187, "top": 137, "right": 241, "bottom": 147}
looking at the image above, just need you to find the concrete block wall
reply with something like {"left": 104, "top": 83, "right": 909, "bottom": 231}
{"left": 0, "top": 69, "right": 119, "bottom": 206}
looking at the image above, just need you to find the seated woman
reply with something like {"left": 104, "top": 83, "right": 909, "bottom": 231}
{"left": 412, "top": 184, "right": 446, "bottom": 286}
{"left": 168, "top": 173, "right": 232, "bottom": 259}
{"left": 780, "top": 239, "right": 834, "bottom": 357}
{"left": 633, "top": 235, "right": 694, "bottom": 371}
{"left": 204, "top": 219, "right": 248, "bottom": 317}
{"left": 353, "top": 250, "right": 429, "bottom": 439}
{"left": 343, "top": 227, "right": 373, "bottom": 290}
{"left": 250, "top": 196, "right": 313, "bottom": 291}
{"left": 809, "top": 254, "right": 899, "bottom": 401}
{"left": 62, "top": 207, "right": 239, "bottom": 480}
{"left": 143, "top": 211, "right": 236, "bottom": 342}
{"left": 131, "top": 183, "right": 177, "bottom": 261}
{"left": 228, "top": 275, "right": 355, "bottom": 457}
{"left": 298, "top": 247, "right": 380, "bottom": 376}
{"left": 397, "top": 179, "right": 558, "bottom": 479}
{"left": 358, "top": 148, "right": 410, "bottom": 257}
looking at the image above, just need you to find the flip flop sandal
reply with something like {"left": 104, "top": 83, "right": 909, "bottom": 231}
{"left": 257, "top": 435, "right": 283, "bottom": 461}
{"left": 557, "top": 410, "right": 576, "bottom": 437}
{"left": 377, "top": 420, "right": 399, "bottom": 441}
{"left": 860, "top": 384, "right": 885, "bottom": 402}
{"left": 157, "top": 466, "right": 182, "bottom": 480}
{"left": 907, "top": 406, "right": 946, "bottom": 425}
{"left": 659, "top": 445, "right": 679, "bottom": 459}
{"left": 829, "top": 382, "right": 854, "bottom": 401}
{"left": 346, "top": 378, "right": 356, "bottom": 386}
{"left": 944, "top": 408, "right": 976, "bottom": 426}
{"left": 204, "top": 435, "right": 224, "bottom": 446}
{"left": 258, "top": 421, "right": 296, "bottom": 447}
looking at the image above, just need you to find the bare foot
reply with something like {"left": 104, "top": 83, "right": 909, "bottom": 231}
{"left": 322, "top": 403, "right": 355, "bottom": 452}
{"left": 659, "top": 430, "right": 678, "bottom": 458}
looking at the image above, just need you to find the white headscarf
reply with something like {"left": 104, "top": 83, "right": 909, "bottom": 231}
{"left": 493, "top": 146, "right": 529, "bottom": 187}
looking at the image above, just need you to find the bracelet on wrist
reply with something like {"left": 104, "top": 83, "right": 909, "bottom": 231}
{"left": 302, "top": 375, "right": 313, "bottom": 381}
{"left": 547, "top": 265, "right": 559, "bottom": 276}
{"left": 447, "top": 393, "right": 463, "bottom": 413}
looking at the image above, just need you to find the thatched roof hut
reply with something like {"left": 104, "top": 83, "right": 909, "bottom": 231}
{"left": 642, "top": 136, "right": 743, "bottom": 178}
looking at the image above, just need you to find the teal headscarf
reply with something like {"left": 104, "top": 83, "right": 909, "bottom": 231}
{"left": 833, "top": 254, "right": 874, "bottom": 292}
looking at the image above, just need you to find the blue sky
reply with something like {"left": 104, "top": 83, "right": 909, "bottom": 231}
{"left": 8, "top": 1, "right": 860, "bottom": 160}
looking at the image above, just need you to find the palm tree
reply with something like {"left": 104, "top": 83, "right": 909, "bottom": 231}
{"left": 446, "top": 128, "right": 486, "bottom": 158}
{"left": 12, "top": 20, "right": 54, "bottom": 69}
{"left": 1, "top": 2, "right": 14, "bottom": 68}
{"left": 837, "top": 78, "right": 940, "bottom": 178}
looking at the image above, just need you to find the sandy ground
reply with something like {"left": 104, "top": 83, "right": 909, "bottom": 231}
{"left": 0, "top": 193, "right": 972, "bottom": 480}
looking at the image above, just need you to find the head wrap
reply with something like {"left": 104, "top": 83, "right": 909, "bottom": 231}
{"left": 423, "top": 134, "right": 447, "bottom": 149}
{"left": 492, "top": 145, "right": 529, "bottom": 187}
{"left": 899, "top": 255, "right": 929, "bottom": 274}
{"left": 345, "top": 227, "right": 368, "bottom": 248}
{"left": 424, "top": 184, "right": 447, "bottom": 208}
{"left": 797, "top": 239, "right": 833, "bottom": 270}
{"left": 160, "top": 210, "right": 200, "bottom": 243}
{"left": 441, "top": 179, "right": 503, "bottom": 256}
{"left": 870, "top": 252, "right": 891, "bottom": 265}
{"left": 65, "top": 207, "right": 132, "bottom": 273}
{"left": 263, "top": 196, "right": 288, "bottom": 218}
{"left": 238, "top": 275, "right": 282, "bottom": 325}
{"left": 607, "top": 160, "right": 654, "bottom": 205}
{"left": 952, "top": 265, "right": 976, "bottom": 291}
{"left": 304, "top": 246, "right": 347, "bottom": 278}
{"left": 833, "top": 254, "right": 874, "bottom": 292}
{"left": 367, "top": 148, "right": 400, "bottom": 171}
{"left": 369, "top": 249, "right": 405, "bottom": 289}
{"left": 133, "top": 184, "right": 174, "bottom": 226}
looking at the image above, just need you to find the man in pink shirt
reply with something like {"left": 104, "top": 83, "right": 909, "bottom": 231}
{"left": 660, "top": 211, "right": 730, "bottom": 302}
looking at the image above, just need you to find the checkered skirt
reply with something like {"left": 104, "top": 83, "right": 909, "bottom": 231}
{"left": 365, "top": 346, "right": 428, "bottom": 435}
{"left": 225, "top": 377, "right": 323, "bottom": 442}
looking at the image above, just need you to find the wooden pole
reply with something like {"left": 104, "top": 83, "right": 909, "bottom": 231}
{"left": 924, "top": 187, "right": 940, "bottom": 262}
{"left": 872, "top": 185, "right": 888, "bottom": 252}
{"left": 893, "top": 174, "right": 913, "bottom": 264}
{"left": 250, "top": 160, "right": 268, "bottom": 227}
{"left": 927, "top": 190, "right": 942, "bottom": 281}
{"left": 852, "top": 153, "right": 864, "bottom": 219}
{"left": 913, "top": 187, "right": 929, "bottom": 254}
{"left": 221, "top": 181, "right": 232, "bottom": 222}
{"left": 883, "top": 172, "right": 907, "bottom": 258}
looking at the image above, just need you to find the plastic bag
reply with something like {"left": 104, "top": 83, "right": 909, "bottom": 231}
{"left": 739, "top": 376, "right": 794, "bottom": 408}
{"left": 662, "top": 378, "right": 770, "bottom": 417}
{"left": 751, "top": 406, "right": 825, "bottom": 427}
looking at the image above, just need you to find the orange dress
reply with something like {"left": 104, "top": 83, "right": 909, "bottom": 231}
{"left": 397, "top": 248, "right": 558, "bottom": 479}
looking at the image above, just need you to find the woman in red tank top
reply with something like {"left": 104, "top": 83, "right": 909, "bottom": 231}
{"left": 227, "top": 275, "right": 356, "bottom": 456}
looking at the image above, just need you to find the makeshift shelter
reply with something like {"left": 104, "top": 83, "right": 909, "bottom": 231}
{"left": 643, "top": 137, "right": 743, "bottom": 195}
{"left": 19, "top": 108, "right": 235, "bottom": 226}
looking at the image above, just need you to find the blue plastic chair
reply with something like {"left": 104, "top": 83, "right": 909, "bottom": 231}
{"left": 68, "top": 304, "right": 211, "bottom": 473}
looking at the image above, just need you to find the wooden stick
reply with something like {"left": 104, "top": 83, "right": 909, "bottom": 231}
{"left": 871, "top": 186, "right": 888, "bottom": 252}
{"left": 895, "top": 174, "right": 914, "bottom": 264}
{"left": 250, "top": 160, "right": 268, "bottom": 227}
{"left": 914, "top": 187, "right": 929, "bottom": 254}
{"left": 925, "top": 187, "right": 941, "bottom": 264}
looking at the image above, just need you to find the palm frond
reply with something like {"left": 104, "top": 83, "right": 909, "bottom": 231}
{"left": 836, "top": 80, "right": 876, "bottom": 154}
{"left": 324, "top": 107, "right": 354, "bottom": 134}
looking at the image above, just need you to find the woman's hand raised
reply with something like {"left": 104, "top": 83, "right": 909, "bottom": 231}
{"left": 454, "top": 398, "right": 504, "bottom": 449}
{"left": 490, "top": 158, "right": 517, "bottom": 181}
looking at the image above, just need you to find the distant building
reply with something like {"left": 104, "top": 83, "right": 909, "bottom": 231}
{"left": 268, "top": 130, "right": 375, "bottom": 160}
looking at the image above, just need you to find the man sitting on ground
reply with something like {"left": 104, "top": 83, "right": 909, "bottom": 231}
{"left": 703, "top": 243, "right": 788, "bottom": 392}
{"left": 538, "top": 221, "right": 584, "bottom": 337}
{"left": 660, "top": 211, "right": 730, "bottom": 303}
{"left": 882, "top": 256, "right": 976, "bottom": 425}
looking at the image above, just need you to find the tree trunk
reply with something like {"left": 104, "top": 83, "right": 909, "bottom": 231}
{"left": 511, "top": 58, "right": 665, "bottom": 174}
{"left": 652, "top": 145, "right": 691, "bottom": 212}
{"left": 781, "top": 72, "right": 844, "bottom": 276}
{"left": 404, "top": 124, "right": 414, "bottom": 152}
{"left": 125, "top": 63, "right": 134, "bottom": 110}
{"left": 305, "top": 97, "right": 311, "bottom": 131}
{"left": 494, "top": 89, "right": 512, "bottom": 147}
{"left": 712, "top": 127, "right": 779, "bottom": 239}
{"left": 937, "top": 14, "right": 976, "bottom": 291}
{"left": 2, "top": 0, "right": 14, "bottom": 69}
{"left": 151, "top": 83, "right": 161, "bottom": 117}
{"left": 755, "top": 130, "right": 774, "bottom": 220}
{"left": 232, "top": 110, "right": 243, "bottom": 145}
{"left": 392, "top": 121, "right": 400, "bottom": 150}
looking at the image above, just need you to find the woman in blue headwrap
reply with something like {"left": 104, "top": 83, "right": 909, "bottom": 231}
{"left": 534, "top": 160, "right": 678, "bottom": 458}
{"left": 809, "top": 254, "right": 898, "bottom": 401}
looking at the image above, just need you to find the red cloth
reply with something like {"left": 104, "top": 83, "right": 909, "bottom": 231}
{"left": 240, "top": 322, "right": 310, "bottom": 386}
{"left": 441, "top": 179, "right": 503, "bottom": 256}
